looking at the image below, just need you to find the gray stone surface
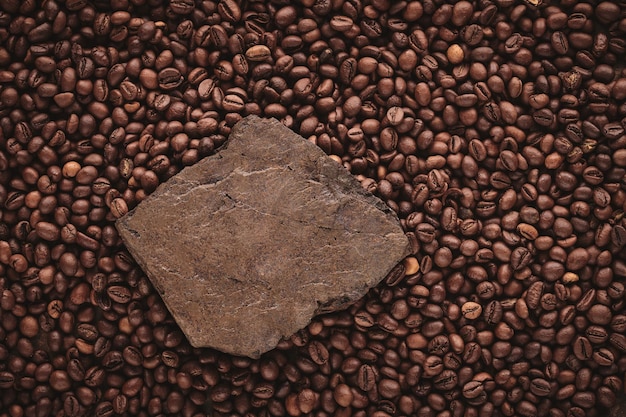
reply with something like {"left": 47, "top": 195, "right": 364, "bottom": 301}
{"left": 116, "top": 115, "right": 410, "bottom": 358}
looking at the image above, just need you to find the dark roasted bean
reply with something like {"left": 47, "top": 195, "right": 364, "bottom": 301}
{"left": 0, "top": 3, "right": 625, "bottom": 417}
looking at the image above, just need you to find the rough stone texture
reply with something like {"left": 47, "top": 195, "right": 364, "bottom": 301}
{"left": 116, "top": 115, "right": 410, "bottom": 358}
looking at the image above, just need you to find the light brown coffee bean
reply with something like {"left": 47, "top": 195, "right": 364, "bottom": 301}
{"left": 462, "top": 302, "right": 482, "bottom": 320}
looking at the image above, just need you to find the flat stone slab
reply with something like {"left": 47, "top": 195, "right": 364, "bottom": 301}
{"left": 116, "top": 115, "right": 410, "bottom": 358}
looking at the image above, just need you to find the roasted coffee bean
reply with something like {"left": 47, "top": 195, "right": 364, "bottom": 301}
{"left": 461, "top": 302, "right": 482, "bottom": 320}
{"left": 525, "top": 282, "right": 544, "bottom": 310}
{"left": 462, "top": 381, "right": 484, "bottom": 399}
{"left": 483, "top": 101, "right": 501, "bottom": 122}
{"left": 510, "top": 247, "right": 532, "bottom": 270}
{"left": 50, "top": 370, "right": 72, "bottom": 391}
{"left": 587, "top": 304, "right": 611, "bottom": 325}
{"left": 122, "top": 346, "right": 143, "bottom": 366}
{"left": 576, "top": 289, "right": 596, "bottom": 312}
{"left": 551, "top": 32, "right": 569, "bottom": 54}
{"left": 572, "top": 392, "right": 595, "bottom": 409}
{"left": 354, "top": 310, "right": 375, "bottom": 328}
{"left": 93, "top": 337, "right": 110, "bottom": 358}
{"left": 102, "top": 351, "right": 124, "bottom": 371}
{"left": 385, "top": 262, "right": 406, "bottom": 286}
{"left": 222, "top": 94, "right": 245, "bottom": 112}
{"left": 529, "top": 377, "right": 552, "bottom": 397}
{"left": 378, "top": 379, "right": 401, "bottom": 399}
{"left": 433, "top": 369, "right": 457, "bottom": 390}
{"left": 308, "top": 341, "right": 329, "bottom": 365}
{"left": 573, "top": 336, "right": 593, "bottom": 360}
{"left": 592, "top": 348, "right": 614, "bottom": 366}
{"left": 517, "top": 223, "right": 538, "bottom": 240}
{"left": 533, "top": 108, "right": 555, "bottom": 126}
{"left": 0, "top": 371, "right": 15, "bottom": 389}
{"left": 95, "top": 401, "right": 114, "bottom": 417}
{"left": 67, "top": 359, "right": 85, "bottom": 381}
{"left": 357, "top": 364, "right": 377, "bottom": 391}
{"left": 610, "top": 333, "right": 626, "bottom": 352}
{"left": 110, "top": 198, "right": 128, "bottom": 218}
{"left": 483, "top": 300, "right": 502, "bottom": 325}
{"left": 76, "top": 323, "right": 98, "bottom": 342}
{"left": 157, "top": 68, "right": 183, "bottom": 90}
{"left": 63, "top": 395, "right": 81, "bottom": 416}
{"left": 218, "top": 0, "right": 242, "bottom": 22}
{"left": 106, "top": 286, "right": 131, "bottom": 304}
{"left": 246, "top": 45, "right": 271, "bottom": 62}
{"left": 2, "top": 2, "right": 626, "bottom": 417}
{"left": 253, "top": 382, "right": 275, "bottom": 399}
{"left": 170, "top": 0, "right": 194, "bottom": 14}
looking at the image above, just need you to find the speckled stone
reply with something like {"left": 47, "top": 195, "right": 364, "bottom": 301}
{"left": 116, "top": 116, "right": 410, "bottom": 358}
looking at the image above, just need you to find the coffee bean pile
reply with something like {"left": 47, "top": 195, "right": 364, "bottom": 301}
{"left": 1, "top": 0, "right": 626, "bottom": 416}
